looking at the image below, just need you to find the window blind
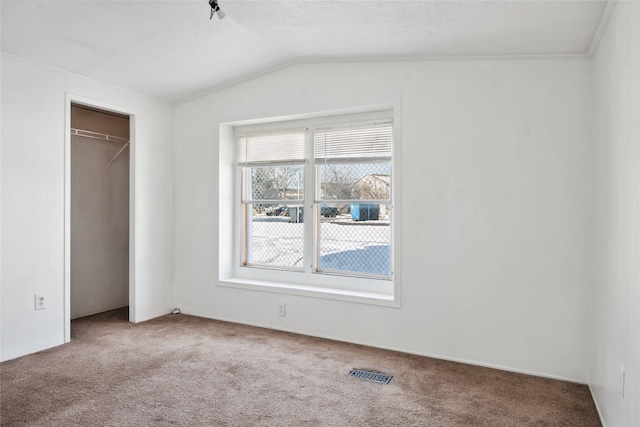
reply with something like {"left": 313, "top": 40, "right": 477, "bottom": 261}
{"left": 314, "top": 121, "right": 392, "bottom": 162}
{"left": 237, "top": 129, "right": 306, "bottom": 165}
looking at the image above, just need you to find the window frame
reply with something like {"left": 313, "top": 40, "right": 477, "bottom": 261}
{"left": 240, "top": 163, "right": 307, "bottom": 271}
{"left": 220, "top": 108, "right": 401, "bottom": 307}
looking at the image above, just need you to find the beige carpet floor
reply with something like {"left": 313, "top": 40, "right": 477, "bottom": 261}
{"left": 1, "top": 308, "right": 601, "bottom": 426}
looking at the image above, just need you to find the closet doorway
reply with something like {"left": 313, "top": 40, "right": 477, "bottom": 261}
{"left": 69, "top": 104, "right": 130, "bottom": 320}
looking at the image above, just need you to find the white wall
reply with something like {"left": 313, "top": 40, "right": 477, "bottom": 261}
{"left": 0, "top": 54, "right": 175, "bottom": 361}
{"left": 173, "top": 59, "right": 591, "bottom": 381}
{"left": 70, "top": 135, "right": 130, "bottom": 319}
{"left": 589, "top": 1, "right": 640, "bottom": 425}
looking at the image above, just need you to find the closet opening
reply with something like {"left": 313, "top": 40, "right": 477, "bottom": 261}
{"left": 69, "top": 104, "right": 131, "bottom": 322}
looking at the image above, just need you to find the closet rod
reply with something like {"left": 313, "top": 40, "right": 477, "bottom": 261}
{"left": 71, "top": 128, "right": 129, "bottom": 144}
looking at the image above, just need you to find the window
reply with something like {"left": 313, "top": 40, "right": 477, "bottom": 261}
{"left": 314, "top": 121, "right": 392, "bottom": 278}
{"left": 232, "top": 110, "right": 396, "bottom": 302}
{"left": 238, "top": 130, "right": 307, "bottom": 270}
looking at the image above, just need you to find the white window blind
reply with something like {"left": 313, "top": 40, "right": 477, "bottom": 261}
{"left": 314, "top": 121, "right": 392, "bottom": 163}
{"left": 237, "top": 129, "right": 306, "bottom": 165}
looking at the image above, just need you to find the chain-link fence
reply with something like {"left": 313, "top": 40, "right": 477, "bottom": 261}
{"left": 244, "top": 162, "right": 391, "bottom": 277}
{"left": 319, "top": 163, "right": 390, "bottom": 201}
{"left": 248, "top": 204, "right": 304, "bottom": 268}
{"left": 317, "top": 203, "right": 391, "bottom": 276}
{"left": 248, "top": 165, "right": 304, "bottom": 201}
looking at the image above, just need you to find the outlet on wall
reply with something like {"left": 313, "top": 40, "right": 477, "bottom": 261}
{"left": 34, "top": 294, "right": 46, "bottom": 310}
{"left": 277, "top": 302, "right": 286, "bottom": 317}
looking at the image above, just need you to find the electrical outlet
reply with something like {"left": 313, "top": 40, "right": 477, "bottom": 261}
{"left": 619, "top": 366, "right": 626, "bottom": 398}
{"left": 34, "top": 294, "right": 46, "bottom": 310}
{"left": 277, "top": 302, "right": 286, "bottom": 317}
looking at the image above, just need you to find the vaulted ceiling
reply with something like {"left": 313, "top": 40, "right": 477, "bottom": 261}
{"left": 1, "top": 1, "right": 609, "bottom": 102}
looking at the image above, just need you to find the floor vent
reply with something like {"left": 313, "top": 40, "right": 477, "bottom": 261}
{"left": 349, "top": 369, "right": 393, "bottom": 384}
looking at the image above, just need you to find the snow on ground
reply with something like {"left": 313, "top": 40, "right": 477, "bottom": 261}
{"left": 248, "top": 214, "right": 390, "bottom": 275}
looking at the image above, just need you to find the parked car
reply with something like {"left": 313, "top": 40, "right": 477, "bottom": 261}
{"left": 265, "top": 205, "right": 288, "bottom": 216}
{"left": 320, "top": 204, "right": 339, "bottom": 217}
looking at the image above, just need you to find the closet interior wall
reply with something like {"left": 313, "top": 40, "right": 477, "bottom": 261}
{"left": 70, "top": 105, "right": 130, "bottom": 319}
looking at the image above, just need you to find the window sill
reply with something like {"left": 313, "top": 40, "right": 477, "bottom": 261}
{"left": 217, "top": 278, "right": 400, "bottom": 308}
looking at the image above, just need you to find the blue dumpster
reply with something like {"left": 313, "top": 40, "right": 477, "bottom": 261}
{"left": 350, "top": 204, "right": 379, "bottom": 221}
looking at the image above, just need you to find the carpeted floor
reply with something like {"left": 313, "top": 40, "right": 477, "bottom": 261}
{"left": 1, "top": 308, "right": 601, "bottom": 426}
